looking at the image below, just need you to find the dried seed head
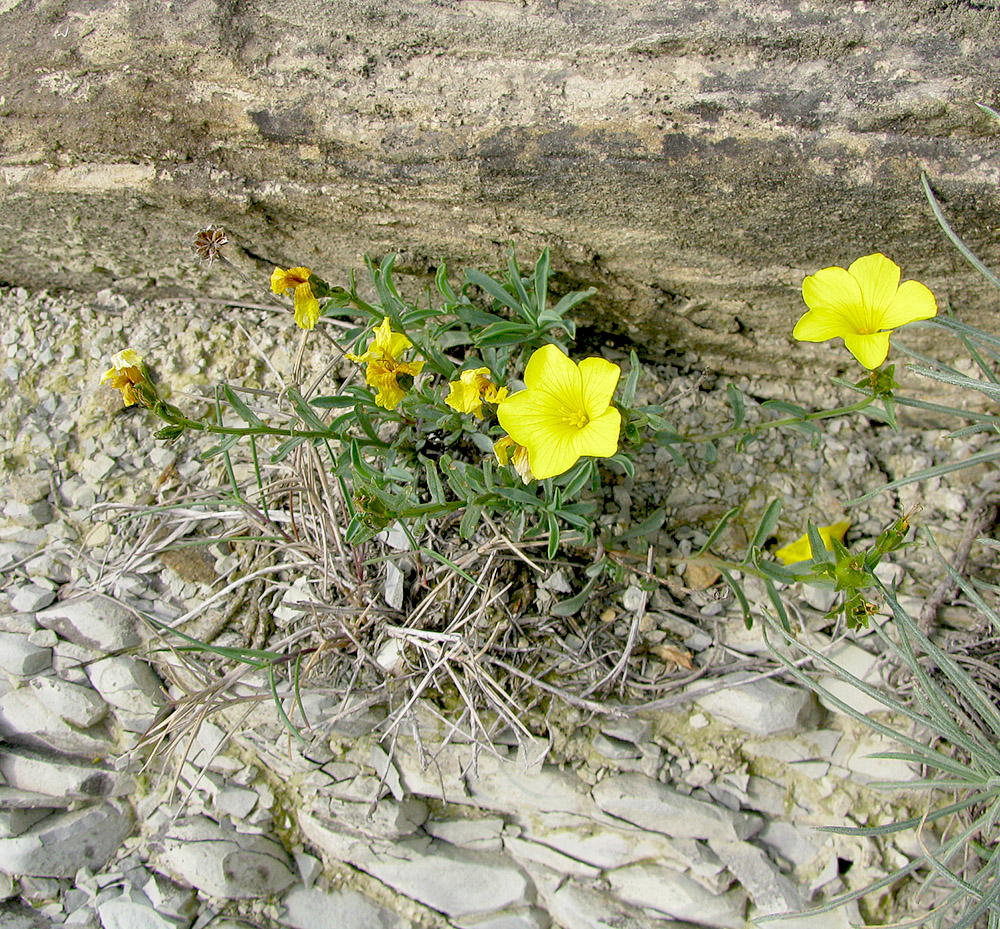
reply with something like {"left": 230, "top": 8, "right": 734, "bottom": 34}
{"left": 192, "top": 226, "right": 229, "bottom": 263}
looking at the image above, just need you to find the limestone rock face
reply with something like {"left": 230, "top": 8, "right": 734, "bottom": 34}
{"left": 1, "top": 1, "right": 999, "bottom": 370}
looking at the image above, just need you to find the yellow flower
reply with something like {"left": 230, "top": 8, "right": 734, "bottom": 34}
{"left": 494, "top": 435, "right": 534, "bottom": 484}
{"left": 100, "top": 349, "right": 148, "bottom": 407}
{"left": 497, "top": 344, "right": 621, "bottom": 480}
{"left": 346, "top": 317, "right": 425, "bottom": 410}
{"left": 775, "top": 519, "right": 851, "bottom": 565}
{"left": 446, "top": 367, "right": 509, "bottom": 419}
{"left": 270, "top": 266, "right": 321, "bottom": 330}
{"left": 794, "top": 253, "right": 937, "bottom": 369}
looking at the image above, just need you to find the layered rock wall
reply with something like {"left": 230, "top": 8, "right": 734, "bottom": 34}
{"left": 1, "top": 0, "right": 999, "bottom": 370}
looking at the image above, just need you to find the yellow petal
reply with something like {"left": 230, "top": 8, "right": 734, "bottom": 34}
{"left": 447, "top": 376, "right": 485, "bottom": 417}
{"left": 799, "top": 266, "right": 866, "bottom": 336}
{"left": 843, "top": 331, "right": 891, "bottom": 369}
{"left": 879, "top": 279, "right": 937, "bottom": 329}
{"left": 271, "top": 266, "right": 311, "bottom": 296}
{"left": 848, "top": 253, "right": 901, "bottom": 324}
{"left": 293, "top": 282, "right": 320, "bottom": 330}
{"left": 494, "top": 436, "right": 516, "bottom": 466}
{"left": 575, "top": 407, "right": 622, "bottom": 459}
{"left": 776, "top": 519, "right": 851, "bottom": 565}
{"left": 577, "top": 356, "right": 621, "bottom": 418}
{"left": 523, "top": 344, "right": 581, "bottom": 401}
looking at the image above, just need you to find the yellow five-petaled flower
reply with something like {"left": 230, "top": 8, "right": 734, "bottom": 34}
{"left": 793, "top": 253, "right": 937, "bottom": 369}
{"left": 497, "top": 344, "right": 621, "bottom": 481}
{"left": 347, "top": 317, "right": 425, "bottom": 410}
{"left": 271, "top": 266, "right": 321, "bottom": 330}
{"left": 446, "top": 367, "right": 508, "bottom": 419}
{"left": 100, "top": 349, "right": 148, "bottom": 407}
{"left": 775, "top": 519, "right": 851, "bottom": 566}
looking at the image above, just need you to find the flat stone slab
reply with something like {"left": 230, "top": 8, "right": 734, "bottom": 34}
{"left": 153, "top": 816, "right": 294, "bottom": 900}
{"left": 606, "top": 862, "right": 747, "bottom": 929}
{"left": 279, "top": 885, "right": 410, "bottom": 929}
{"left": 0, "top": 801, "right": 132, "bottom": 878}
{"left": 36, "top": 594, "right": 142, "bottom": 652}
{"left": 300, "top": 810, "right": 532, "bottom": 919}
{"left": 592, "top": 773, "right": 762, "bottom": 841}
{"left": 0, "top": 746, "right": 133, "bottom": 801}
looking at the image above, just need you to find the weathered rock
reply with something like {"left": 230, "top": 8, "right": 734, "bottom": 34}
{"left": 0, "top": 746, "right": 132, "bottom": 801}
{"left": 0, "top": 801, "right": 132, "bottom": 878}
{"left": 606, "top": 862, "right": 746, "bottom": 928}
{"left": 97, "top": 887, "right": 187, "bottom": 929}
{"left": 28, "top": 675, "right": 108, "bottom": 728}
{"left": 694, "top": 673, "right": 821, "bottom": 736}
{"left": 592, "top": 773, "right": 761, "bottom": 841}
{"left": 7, "top": 584, "right": 56, "bottom": 613}
{"left": 279, "top": 886, "right": 409, "bottom": 929}
{"left": 3, "top": 3, "right": 998, "bottom": 371}
{"left": 0, "top": 898, "right": 60, "bottom": 928}
{"left": 0, "top": 632, "right": 52, "bottom": 677}
{"left": 424, "top": 816, "right": 505, "bottom": 851}
{"left": 300, "top": 810, "right": 532, "bottom": 919}
{"left": 451, "top": 907, "right": 551, "bottom": 929}
{"left": 708, "top": 839, "right": 806, "bottom": 916}
{"left": 85, "top": 656, "right": 165, "bottom": 732}
{"left": 36, "top": 596, "right": 141, "bottom": 652}
{"left": 153, "top": 816, "right": 294, "bottom": 900}
{"left": 0, "top": 688, "right": 115, "bottom": 757}
{"left": 0, "top": 807, "right": 53, "bottom": 839}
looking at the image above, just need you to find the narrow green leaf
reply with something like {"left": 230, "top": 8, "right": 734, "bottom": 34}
{"left": 268, "top": 663, "right": 309, "bottom": 745}
{"left": 764, "top": 577, "right": 790, "bottom": 632}
{"left": 719, "top": 568, "right": 752, "bottom": 629}
{"left": 750, "top": 499, "right": 782, "bottom": 550}
{"left": 495, "top": 485, "right": 540, "bottom": 507}
{"left": 693, "top": 506, "right": 739, "bottom": 558}
{"left": 806, "top": 522, "right": 831, "bottom": 563}
{"left": 546, "top": 510, "right": 560, "bottom": 559}
{"left": 726, "top": 383, "right": 745, "bottom": 431}
{"left": 287, "top": 388, "right": 329, "bottom": 432}
{"left": 460, "top": 504, "right": 483, "bottom": 540}
{"left": 424, "top": 457, "right": 446, "bottom": 504}
{"left": 622, "top": 351, "right": 641, "bottom": 407}
{"left": 465, "top": 268, "right": 525, "bottom": 316}
{"left": 223, "top": 385, "right": 264, "bottom": 428}
{"left": 616, "top": 509, "right": 665, "bottom": 544}
{"left": 201, "top": 433, "right": 242, "bottom": 459}
{"left": 922, "top": 172, "right": 1000, "bottom": 291}
{"left": 533, "top": 247, "right": 550, "bottom": 316}
{"left": 270, "top": 434, "right": 309, "bottom": 462}
{"left": 552, "top": 575, "right": 600, "bottom": 616}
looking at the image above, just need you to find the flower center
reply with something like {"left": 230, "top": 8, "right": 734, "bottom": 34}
{"left": 566, "top": 409, "right": 590, "bottom": 430}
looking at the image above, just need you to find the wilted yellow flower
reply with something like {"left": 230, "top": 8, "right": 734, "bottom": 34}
{"left": 270, "top": 266, "right": 321, "bottom": 330}
{"left": 497, "top": 344, "right": 621, "bottom": 480}
{"left": 446, "top": 367, "right": 509, "bottom": 419}
{"left": 775, "top": 519, "right": 851, "bottom": 565}
{"left": 346, "top": 317, "right": 425, "bottom": 410}
{"left": 494, "top": 435, "right": 534, "bottom": 484}
{"left": 794, "top": 253, "right": 937, "bottom": 369}
{"left": 100, "top": 349, "right": 147, "bottom": 407}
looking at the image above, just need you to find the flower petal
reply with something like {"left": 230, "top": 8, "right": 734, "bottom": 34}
{"left": 523, "top": 344, "right": 581, "bottom": 404}
{"left": 293, "top": 283, "right": 320, "bottom": 330}
{"left": 577, "top": 357, "right": 621, "bottom": 418}
{"left": 498, "top": 389, "right": 581, "bottom": 479}
{"left": 575, "top": 407, "right": 621, "bottom": 459}
{"left": 848, "top": 253, "right": 901, "bottom": 324}
{"left": 879, "top": 279, "right": 937, "bottom": 329}
{"left": 799, "top": 266, "right": 866, "bottom": 336}
{"left": 843, "top": 331, "right": 891, "bottom": 369}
